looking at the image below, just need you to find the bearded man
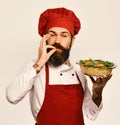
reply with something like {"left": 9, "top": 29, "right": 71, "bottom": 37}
{"left": 6, "top": 7, "right": 112, "bottom": 125}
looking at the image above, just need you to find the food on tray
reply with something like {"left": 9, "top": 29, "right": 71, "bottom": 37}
{"left": 78, "top": 59, "right": 116, "bottom": 76}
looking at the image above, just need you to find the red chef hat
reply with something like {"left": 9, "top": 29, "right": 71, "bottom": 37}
{"left": 38, "top": 7, "right": 81, "bottom": 36}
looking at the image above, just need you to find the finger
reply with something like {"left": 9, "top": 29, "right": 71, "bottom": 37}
{"left": 46, "top": 34, "right": 50, "bottom": 40}
{"left": 47, "top": 48, "right": 57, "bottom": 57}
{"left": 96, "top": 77, "right": 102, "bottom": 83}
{"left": 100, "top": 74, "right": 112, "bottom": 83}
{"left": 97, "top": 76, "right": 106, "bottom": 83}
{"left": 46, "top": 45, "right": 56, "bottom": 49}
{"left": 39, "top": 38, "right": 43, "bottom": 48}
{"left": 42, "top": 35, "right": 47, "bottom": 47}
{"left": 43, "top": 34, "right": 50, "bottom": 44}
{"left": 89, "top": 76, "right": 95, "bottom": 83}
{"left": 39, "top": 37, "right": 45, "bottom": 53}
{"left": 106, "top": 74, "right": 112, "bottom": 81}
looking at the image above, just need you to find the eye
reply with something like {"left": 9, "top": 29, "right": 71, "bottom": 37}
{"left": 50, "top": 34, "right": 55, "bottom": 36}
{"left": 48, "top": 31, "right": 55, "bottom": 36}
{"left": 49, "top": 33, "right": 57, "bottom": 37}
{"left": 61, "top": 34, "right": 68, "bottom": 38}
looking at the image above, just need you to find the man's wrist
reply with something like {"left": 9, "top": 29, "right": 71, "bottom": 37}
{"left": 92, "top": 90, "right": 102, "bottom": 107}
{"left": 92, "top": 88, "right": 103, "bottom": 95}
{"left": 33, "top": 63, "right": 42, "bottom": 73}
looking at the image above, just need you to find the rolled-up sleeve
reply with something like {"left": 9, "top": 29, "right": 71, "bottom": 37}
{"left": 82, "top": 81, "right": 103, "bottom": 120}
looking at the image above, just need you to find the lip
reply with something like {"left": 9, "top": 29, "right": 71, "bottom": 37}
{"left": 56, "top": 48, "right": 62, "bottom": 52}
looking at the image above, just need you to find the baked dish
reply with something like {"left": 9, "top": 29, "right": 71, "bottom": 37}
{"left": 77, "top": 59, "right": 116, "bottom": 76}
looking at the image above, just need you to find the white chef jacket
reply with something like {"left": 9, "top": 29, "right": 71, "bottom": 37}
{"left": 6, "top": 59, "right": 102, "bottom": 121}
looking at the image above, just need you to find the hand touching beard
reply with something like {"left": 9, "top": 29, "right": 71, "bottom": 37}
{"left": 47, "top": 43, "right": 71, "bottom": 67}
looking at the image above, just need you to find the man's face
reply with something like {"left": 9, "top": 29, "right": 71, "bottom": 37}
{"left": 47, "top": 27, "right": 74, "bottom": 67}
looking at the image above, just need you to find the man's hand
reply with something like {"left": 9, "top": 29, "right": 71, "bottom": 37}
{"left": 33, "top": 34, "right": 56, "bottom": 73}
{"left": 89, "top": 74, "right": 112, "bottom": 107}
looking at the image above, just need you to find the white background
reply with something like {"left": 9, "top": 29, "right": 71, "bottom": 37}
{"left": 0, "top": 0, "right": 120, "bottom": 125}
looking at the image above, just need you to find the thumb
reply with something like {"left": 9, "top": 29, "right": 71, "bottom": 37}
{"left": 89, "top": 76, "right": 95, "bottom": 83}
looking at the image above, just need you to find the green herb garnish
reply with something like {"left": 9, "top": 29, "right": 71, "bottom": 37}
{"left": 80, "top": 59, "right": 114, "bottom": 68}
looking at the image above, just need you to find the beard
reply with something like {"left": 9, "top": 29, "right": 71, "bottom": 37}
{"left": 47, "top": 43, "right": 71, "bottom": 67}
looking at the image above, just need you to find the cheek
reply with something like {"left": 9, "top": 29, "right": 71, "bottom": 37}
{"left": 47, "top": 37, "right": 56, "bottom": 45}
{"left": 63, "top": 40, "right": 71, "bottom": 49}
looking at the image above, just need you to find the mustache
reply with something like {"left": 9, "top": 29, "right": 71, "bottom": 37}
{"left": 52, "top": 43, "right": 67, "bottom": 51}
{"left": 47, "top": 43, "right": 67, "bottom": 52}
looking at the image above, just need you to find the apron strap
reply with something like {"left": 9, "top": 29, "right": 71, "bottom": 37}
{"left": 75, "top": 71, "right": 82, "bottom": 84}
{"left": 45, "top": 63, "right": 49, "bottom": 86}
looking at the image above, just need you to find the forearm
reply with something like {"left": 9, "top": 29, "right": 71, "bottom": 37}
{"left": 90, "top": 75, "right": 112, "bottom": 107}
{"left": 92, "top": 89, "right": 103, "bottom": 107}
{"left": 82, "top": 84, "right": 103, "bottom": 120}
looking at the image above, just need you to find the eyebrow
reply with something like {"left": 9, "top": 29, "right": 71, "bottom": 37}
{"left": 48, "top": 30, "right": 70, "bottom": 35}
{"left": 48, "top": 30, "right": 56, "bottom": 34}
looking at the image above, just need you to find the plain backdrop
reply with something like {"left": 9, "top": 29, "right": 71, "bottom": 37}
{"left": 0, "top": 0, "right": 120, "bottom": 125}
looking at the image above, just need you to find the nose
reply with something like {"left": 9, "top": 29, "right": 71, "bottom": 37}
{"left": 55, "top": 35, "right": 61, "bottom": 44}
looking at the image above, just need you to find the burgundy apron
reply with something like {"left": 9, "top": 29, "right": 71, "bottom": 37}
{"left": 36, "top": 64, "right": 84, "bottom": 125}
